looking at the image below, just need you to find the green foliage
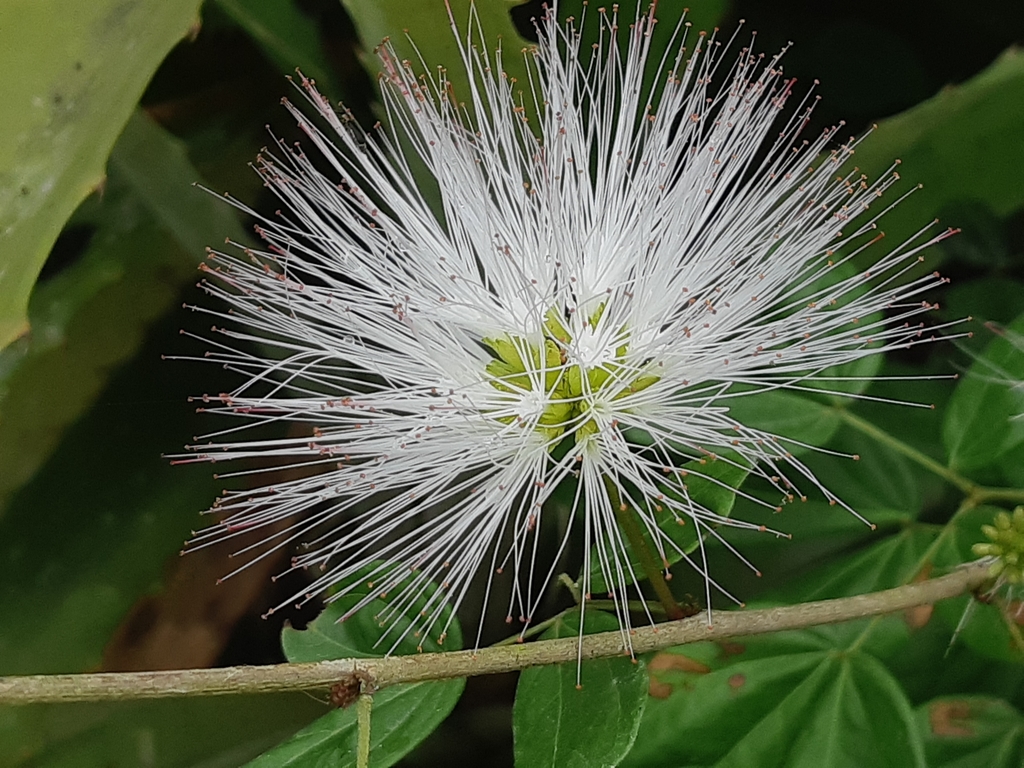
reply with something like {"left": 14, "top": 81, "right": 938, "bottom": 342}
{"left": 514, "top": 610, "right": 648, "bottom": 768}
{"left": 917, "top": 696, "right": 1024, "bottom": 767}
{"left": 214, "top": 0, "right": 340, "bottom": 96}
{"left": 3, "top": 0, "right": 1024, "bottom": 767}
{"left": 0, "top": 110, "right": 247, "bottom": 512}
{"left": 0, "top": 695, "right": 325, "bottom": 768}
{"left": 944, "top": 312, "right": 1024, "bottom": 474}
{"left": 587, "top": 455, "right": 747, "bottom": 593}
{"left": 724, "top": 390, "right": 842, "bottom": 456}
{"left": 0, "top": 0, "right": 204, "bottom": 350}
{"left": 249, "top": 581, "right": 465, "bottom": 767}
{"left": 342, "top": 0, "right": 532, "bottom": 108}
{"left": 852, "top": 47, "right": 1024, "bottom": 254}
{"left": 623, "top": 624, "right": 924, "bottom": 768}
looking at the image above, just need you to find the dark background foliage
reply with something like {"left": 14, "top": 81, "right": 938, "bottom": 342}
{"left": 2, "top": 0, "right": 1024, "bottom": 765}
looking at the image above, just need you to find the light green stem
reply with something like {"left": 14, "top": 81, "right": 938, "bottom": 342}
{"left": 0, "top": 562, "right": 990, "bottom": 705}
{"left": 357, "top": 692, "right": 373, "bottom": 768}
{"left": 838, "top": 409, "right": 1024, "bottom": 507}
{"left": 604, "top": 477, "right": 687, "bottom": 620}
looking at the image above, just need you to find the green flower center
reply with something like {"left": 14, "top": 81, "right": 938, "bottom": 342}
{"left": 482, "top": 305, "right": 659, "bottom": 448}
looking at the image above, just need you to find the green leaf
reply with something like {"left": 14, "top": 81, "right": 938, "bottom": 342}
{"left": 513, "top": 609, "right": 648, "bottom": 768}
{"left": 943, "top": 277, "right": 1024, "bottom": 333}
{"left": 251, "top": 579, "right": 464, "bottom": 767}
{"left": 0, "top": 0, "right": 203, "bottom": 351}
{"left": 0, "top": 110, "right": 247, "bottom": 514}
{"left": 801, "top": 420, "right": 922, "bottom": 515}
{"left": 214, "top": 0, "right": 341, "bottom": 98}
{"left": 588, "top": 457, "right": 748, "bottom": 592}
{"left": 340, "top": 0, "right": 731, "bottom": 126}
{"left": 245, "top": 683, "right": 462, "bottom": 768}
{"left": 848, "top": 357, "right": 953, "bottom": 504}
{"left": 852, "top": 47, "right": 1024, "bottom": 262}
{"left": 943, "top": 312, "right": 1024, "bottom": 473}
{"left": 724, "top": 390, "right": 842, "bottom": 457}
{"left": 776, "top": 525, "right": 937, "bottom": 603}
{"left": 622, "top": 623, "right": 925, "bottom": 768}
{"left": 703, "top": 500, "right": 910, "bottom": 601}
{"left": 0, "top": 695, "right": 324, "bottom": 768}
{"left": 0, "top": 313, "right": 222, "bottom": 676}
{"left": 917, "top": 696, "right": 1024, "bottom": 768}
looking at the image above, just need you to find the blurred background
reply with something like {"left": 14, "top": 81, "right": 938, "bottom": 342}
{"left": 1, "top": 0, "right": 1024, "bottom": 765}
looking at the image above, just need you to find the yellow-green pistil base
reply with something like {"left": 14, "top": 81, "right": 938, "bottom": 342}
{"left": 483, "top": 307, "right": 658, "bottom": 447}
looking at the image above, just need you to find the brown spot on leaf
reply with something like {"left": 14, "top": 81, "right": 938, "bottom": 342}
{"left": 648, "top": 653, "right": 710, "bottom": 674}
{"left": 648, "top": 678, "right": 674, "bottom": 699}
{"left": 929, "top": 700, "right": 975, "bottom": 737}
{"left": 905, "top": 603, "right": 934, "bottom": 629}
{"left": 728, "top": 674, "right": 746, "bottom": 691}
{"left": 718, "top": 641, "right": 746, "bottom": 657}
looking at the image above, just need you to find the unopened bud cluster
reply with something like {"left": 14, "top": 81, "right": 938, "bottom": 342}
{"left": 973, "top": 507, "right": 1024, "bottom": 584}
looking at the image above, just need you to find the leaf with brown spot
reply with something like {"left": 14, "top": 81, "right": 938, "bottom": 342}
{"left": 648, "top": 678, "right": 674, "bottom": 700}
{"left": 718, "top": 641, "right": 746, "bottom": 657}
{"left": 648, "top": 652, "right": 711, "bottom": 675}
{"left": 929, "top": 700, "right": 975, "bottom": 737}
{"left": 622, "top": 625, "right": 925, "bottom": 768}
{"left": 917, "top": 696, "right": 1024, "bottom": 768}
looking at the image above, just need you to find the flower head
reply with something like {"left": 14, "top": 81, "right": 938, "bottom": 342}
{"left": 181, "top": 3, "right": 956, "bottom": 650}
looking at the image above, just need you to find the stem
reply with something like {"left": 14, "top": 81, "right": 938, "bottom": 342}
{"left": 0, "top": 561, "right": 989, "bottom": 706}
{"left": 357, "top": 693, "right": 373, "bottom": 768}
{"left": 837, "top": 409, "right": 977, "bottom": 495}
{"left": 849, "top": 498, "right": 976, "bottom": 653}
{"left": 973, "top": 487, "right": 1024, "bottom": 506}
{"left": 604, "top": 477, "right": 687, "bottom": 620}
{"left": 557, "top": 573, "right": 582, "bottom": 604}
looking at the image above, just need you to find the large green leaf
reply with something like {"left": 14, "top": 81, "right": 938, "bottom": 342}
{"left": 513, "top": 610, "right": 648, "bottom": 768}
{"left": 341, "top": 0, "right": 730, "bottom": 118}
{"left": 622, "top": 622, "right": 924, "bottom": 768}
{"left": 725, "top": 390, "right": 842, "bottom": 457}
{"left": 775, "top": 525, "right": 937, "bottom": 604}
{"left": 249, "top": 581, "right": 465, "bottom": 767}
{"left": 0, "top": 0, "right": 203, "bottom": 351}
{"left": 852, "top": 47, "right": 1024, "bottom": 260}
{"left": 800, "top": 421, "right": 922, "bottom": 515}
{"left": 0, "top": 110, "right": 248, "bottom": 514}
{"left": 0, "top": 695, "right": 324, "bottom": 768}
{"left": 0, "top": 310, "right": 222, "bottom": 676}
{"left": 943, "top": 312, "right": 1024, "bottom": 473}
{"left": 917, "top": 696, "right": 1024, "bottom": 768}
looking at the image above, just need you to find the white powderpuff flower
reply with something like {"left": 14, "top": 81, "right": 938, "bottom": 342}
{"left": 178, "top": 3, "right": 958, "bottom": 651}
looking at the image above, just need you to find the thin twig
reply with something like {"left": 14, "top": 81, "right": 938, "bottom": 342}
{"left": 0, "top": 561, "right": 990, "bottom": 706}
